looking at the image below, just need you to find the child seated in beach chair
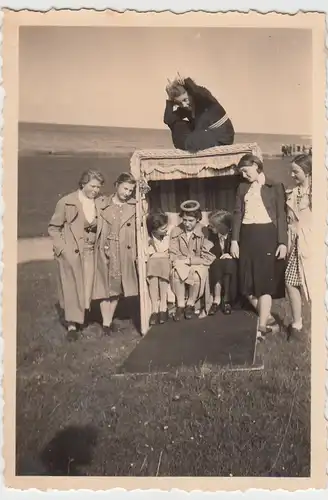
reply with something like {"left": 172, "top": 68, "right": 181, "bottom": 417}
{"left": 207, "top": 209, "right": 238, "bottom": 316}
{"left": 169, "top": 200, "right": 216, "bottom": 321}
{"left": 146, "top": 210, "right": 172, "bottom": 326}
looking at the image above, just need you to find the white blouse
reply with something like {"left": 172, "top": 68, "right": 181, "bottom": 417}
{"left": 242, "top": 173, "right": 271, "bottom": 224}
{"left": 78, "top": 190, "right": 96, "bottom": 223}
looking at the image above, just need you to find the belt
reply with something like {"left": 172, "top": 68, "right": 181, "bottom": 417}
{"left": 208, "top": 113, "right": 229, "bottom": 130}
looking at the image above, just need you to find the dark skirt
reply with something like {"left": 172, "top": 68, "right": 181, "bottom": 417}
{"left": 239, "top": 223, "right": 285, "bottom": 299}
{"left": 209, "top": 257, "right": 238, "bottom": 302}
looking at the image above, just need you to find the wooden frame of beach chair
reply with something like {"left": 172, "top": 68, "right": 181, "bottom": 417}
{"left": 130, "top": 142, "right": 263, "bottom": 335}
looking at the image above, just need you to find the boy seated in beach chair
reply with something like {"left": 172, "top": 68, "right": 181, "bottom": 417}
{"left": 169, "top": 200, "right": 216, "bottom": 321}
{"left": 206, "top": 209, "right": 238, "bottom": 316}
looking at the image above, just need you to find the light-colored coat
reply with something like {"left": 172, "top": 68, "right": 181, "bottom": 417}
{"left": 286, "top": 185, "right": 312, "bottom": 301}
{"left": 48, "top": 191, "right": 109, "bottom": 324}
{"left": 98, "top": 196, "right": 139, "bottom": 297}
{"left": 169, "top": 223, "right": 215, "bottom": 311}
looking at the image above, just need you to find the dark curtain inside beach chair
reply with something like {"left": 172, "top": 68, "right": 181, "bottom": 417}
{"left": 147, "top": 175, "right": 239, "bottom": 216}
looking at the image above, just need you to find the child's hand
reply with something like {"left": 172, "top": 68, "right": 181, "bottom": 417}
{"left": 220, "top": 253, "right": 232, "bottom": 260}
{"left": 230, "top": 241, "right": 239, "bottom": 259}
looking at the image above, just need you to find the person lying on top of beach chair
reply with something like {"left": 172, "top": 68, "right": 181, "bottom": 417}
{"left": 163, "top": 75, "right": 235, "bottom": 153}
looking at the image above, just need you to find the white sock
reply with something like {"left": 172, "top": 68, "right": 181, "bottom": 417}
{"left": 292, "top": 320, "right": 303, "bottom": 330}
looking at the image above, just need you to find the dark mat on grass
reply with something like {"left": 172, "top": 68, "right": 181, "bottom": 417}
{"left": 118, "top": 309, "right": 261, "bottom": 374}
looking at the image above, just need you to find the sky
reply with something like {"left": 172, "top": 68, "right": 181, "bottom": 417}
{"left": 19, "top": 26, "right": 312, "bottom": 135}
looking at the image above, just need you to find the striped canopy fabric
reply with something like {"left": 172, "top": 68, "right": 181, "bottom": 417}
{"left": 130, "top": 142, "right": 263, "bottom": 181}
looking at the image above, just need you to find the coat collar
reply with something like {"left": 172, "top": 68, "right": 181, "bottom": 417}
{"left": 64, "top": 190, "right": 108, "bottom": 210}
{"left": 173, "top": 222, "right": 205, "bottom": 238}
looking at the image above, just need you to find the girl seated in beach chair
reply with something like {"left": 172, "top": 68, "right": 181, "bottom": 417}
{"left": 207, "top": 209, "right": 238, "bottom": 316}
{"left": 169, "top": 200, "right": 216, "bottom": 322}
{"left": 146, "top": 210, "right": 172, "bottom": 326}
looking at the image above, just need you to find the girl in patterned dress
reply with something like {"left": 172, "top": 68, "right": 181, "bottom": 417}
{"left": 146, "top": 211, "right": 171, "bottom": 326}
{"left": 285, "top": 154, "right": 312, "bottom": 341}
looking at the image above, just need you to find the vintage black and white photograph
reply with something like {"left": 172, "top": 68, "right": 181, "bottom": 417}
{"left": 4, "top": 11, "right": 325, "bottom": 486}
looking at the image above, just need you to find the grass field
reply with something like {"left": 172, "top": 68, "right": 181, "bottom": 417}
{"left": 16, "top": 155, "right": 311, "bottom": 477}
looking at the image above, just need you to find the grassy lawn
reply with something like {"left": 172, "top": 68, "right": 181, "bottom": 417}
{"left": 16, "top": 154, "right": 311, "bottom": 477}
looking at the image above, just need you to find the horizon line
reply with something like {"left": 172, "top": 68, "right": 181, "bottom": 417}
{"left": 18, "top": 121, "right": 312, "bottom": 139}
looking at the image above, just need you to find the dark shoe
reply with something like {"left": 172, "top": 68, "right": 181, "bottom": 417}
{"left": 103, "top": 323, "right": 120, "bottom": 336}
{"left": 208, "top": 302, "right": 220, "bottom": 316}
{"left": 256, "top": 326, "right": 272, "bottom": 342}
{"left": 158, "top": 311, "right": 168, "bottom": 324}
{"left": 184, "top": 305, "right": 195, "bottom": 320}
{"left": 67, "top": 328, "right": 79, "bottom": 342}
{"left": 149, "top": 312, "right": 158, "bottom": 326}
{"left": 174, "top": 307, "right": 184, "bottom": 322}
{"left": 221, "top": 302, "right": 232, "bottom": 315}
{"left": 287, "top": 324, "right": 303, "bottom": 342}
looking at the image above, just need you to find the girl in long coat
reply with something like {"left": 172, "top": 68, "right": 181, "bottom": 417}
{"left": 285, "top": 154, "right": 312, "bottom": 340}
{"left": 98, "top": 172, "right": 139, "bottom": 336}
{"left": 163, "top": 75, "right": 235, "bottom": 152}
{"left": 48, "top": 170, "right": 109, "bottom": 341}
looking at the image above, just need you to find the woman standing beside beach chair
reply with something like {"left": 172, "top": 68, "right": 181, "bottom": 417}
{"left": 230, "top": 154, "right": 288, "bottom": 340}
{"left": 48, "top": 169, "right": 109, "bottom": 341}
{"left": 98, "top": 172, "right": 140, "bottom": 335}
{"left": 285, "top": 154, "right": 312, "bottom": 341}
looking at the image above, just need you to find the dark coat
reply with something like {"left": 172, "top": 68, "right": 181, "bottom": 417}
{"left": 164, "top": 77, "right": 235, "bottom": 153}
{"left": 231, "top": 177, "right": 288, "bottom": 246}
{"left": 207, "top": 228, "right": 233, "bottom": 258}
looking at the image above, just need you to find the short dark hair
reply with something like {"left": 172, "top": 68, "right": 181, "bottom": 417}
{"left": 146, "top": 211, "right": 168, "bottom": 235}
{"left": 293, "top": 154, "right": 312, "bottom": 176}
{"left": 78, "top": 169, "right": 105, "bottom": 189}
{"left": 208, "top": 209, "right": 232, "bottom": 230}
{"left": 237, "top": 154, "right": 264, "bottom": 173}
{"left": 179, "top": 209, "right": 202, "bottom": 221}
{"left": 114, "top": 172, "right": 136, "bottom": 187}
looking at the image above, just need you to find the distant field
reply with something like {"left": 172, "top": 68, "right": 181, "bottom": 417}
{"left": 18, "top": 154, "right": 293, "bottom": 239}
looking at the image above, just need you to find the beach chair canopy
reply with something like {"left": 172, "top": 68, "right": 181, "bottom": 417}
{"left": 130, "top": 142, "right": 263, "bottom": 182}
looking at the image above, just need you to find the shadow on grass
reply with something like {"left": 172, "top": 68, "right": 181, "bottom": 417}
{"left": 17, "top": 424, "right": 98, "bottom": 476}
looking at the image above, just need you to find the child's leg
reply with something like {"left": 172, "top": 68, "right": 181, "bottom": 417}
{"left": 148, "top": 277, "right": 160, "bottom": 314}
{"left": 213, "top": 282, "right": 222, "bottom": 304}
{"left": 171, "top": 270, "right": 186, "bottom": 308}
{"left": 286, "top": 283, "right": 303, "bottom": 329}
{"left": 159, "top": 278, "right": 169, "bottom": 312}
{"left": 223, "top": 274, "right": 231, "bottom": 302}
{"left": 187, "top": 274, "right": 201, "bottom": 307}
{"left": 100, "top": 297, "right": 119, "bottom": 327}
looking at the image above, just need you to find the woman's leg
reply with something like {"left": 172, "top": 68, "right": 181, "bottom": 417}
{"left": 286, "top": 283, "right": 303, "bottom": 329}
{"left": 258, "top": 294, "right": 272, "bottom": 330}
{"left": 100, "top": 297, "right": 119, "bottom": 328}
{"left": 171, "top": 270, "right": 186, "bottom": 308}
{"left": 148, "top": 277, "right": 160, "bottom": 314}
{"left": 247, "top": 294, "right": 275, "bottom": 325}
{"left": 159, "top": 278, "right": 169, "bottom": 312}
